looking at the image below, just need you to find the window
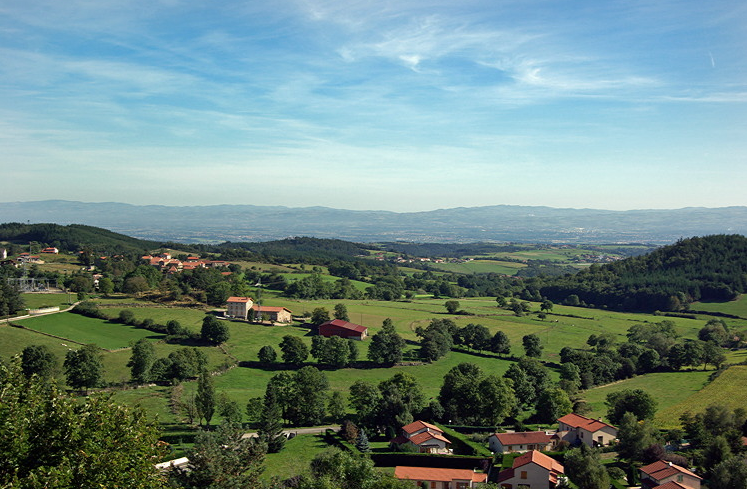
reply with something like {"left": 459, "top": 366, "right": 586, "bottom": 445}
{"left": 431, "top": 482, "right": 437, "bottom": 489}
{"left": 677, "top": 475, "right": 684, "bottom": 482}
{"left": 520, "top": 471, "right": 528, "bottom": 479}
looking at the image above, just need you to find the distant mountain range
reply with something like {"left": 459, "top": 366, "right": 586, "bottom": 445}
{"left": 0, "top": 200, "right": 745, "bottom": 244}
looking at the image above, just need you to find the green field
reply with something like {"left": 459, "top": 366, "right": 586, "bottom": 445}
{"left": 21, "top": 292, "right": 73, "bottom": 310}
{"left": 428, "top": 260, "right": 525, "bottom": 275}
{"left": 655, "top": 366, "right": 747, "bottom": 425}
{"left": 692, "top": 295, "right": 747, "bottom": 318}
{"left": 581, "top": 370, "right": 712, "bottom": 428}
{"left": 14, "top": 312, "right": 165, "bottom": 350}
{"left": 262, "top": 434, "right": 331, "bottom": 481}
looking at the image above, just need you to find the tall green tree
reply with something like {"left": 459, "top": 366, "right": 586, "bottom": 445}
{"left": 258, "top": 382, "right": 286, "bottom": 453}
{"left": 169, "top": 422, "right": 266, "bottom": 488}
{"left": 0, "top": 359, "right": 167, "bottom": 488}
{"left": 710, "top": 456, "right": 747, "bottom": 489}
{"left": 367, "top": 318, "right": 406, "bottom": 365}
{"left": 63, "top": 344, "right": 104, "bottom": 392}
{"left": 522, "top": 333, "right": 543, "bottom": 357}
{"left": 201, "top": 315, "right": 230, "bottom": 344}
{"left": 536, "top": 387, "right": 573, "bottom": 423}
{"left": 20, "top": 345, "right": 57, "bottom": 380}
{"left": 606, "top": 389, "right": 657, "bottom": 424}
{"left": 127, "top": 338, "right": 156, "bottom": 384}
{"left": 490, "top": 330, "right": 511, "bottom": 356}
{"left": 258, "top": 345, "right": 277, "bottom": 365}
{"left": 279, "top": 335, "right": 309, "bottom": 365}
{"left": 333, "top": 303, "right": 350, "bottom": 321}
{"left": 563, "top": 444, "right": 610, "bottom": 489}
{"left": 195, "top": 369, "right": 216, "bottom": 427}
{"left": 444, "top": 300, "right": 460, "bottom": 314}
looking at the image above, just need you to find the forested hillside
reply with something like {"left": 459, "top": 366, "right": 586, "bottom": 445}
{"left": 0, "top": 223, "right": 159, "bottom": 253}
{"left": 538, "top": 235, "right": 747, "bottom": 311}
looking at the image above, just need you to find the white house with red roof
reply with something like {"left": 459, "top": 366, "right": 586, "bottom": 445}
{"left": 556, "top": 413, "right": 617, "bottom": 447}
{"left": 40, "top": 247, "right": 58, "bottom": 254}
{"left": 395, "top": 466, "right": 487, "bottom": 488}
{"left": 390, "top": 420, "right": 451, "bottom": 454}
{"left": 639, "top": 460, "right": 701, "bottom": 489}
{"left": 318, "top": 319, "right": 368, "bottom": 340}
{"left": 225, "top": 296, "right": 254, "bottom": 320}
{"left": 496, "top": 450, "right": 565, "bottom": 489}
{"left": 488, "top": 431, "right": 553, "bottom": 453}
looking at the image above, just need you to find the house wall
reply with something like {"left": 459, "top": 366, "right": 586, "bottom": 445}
{"left": 499, "top": 464, "right": 551, "bottom": 489}
{"left": 489, "top": 436, "right": 552, "bottom": 453}
{"left": 579, "top": 426, "right": 617, "bottom": 447}
{"left": 226, "top": 301, "right": 252, "bottom": 319}
{"left": 643, "top": 472, "right": 701, "bottom": 489}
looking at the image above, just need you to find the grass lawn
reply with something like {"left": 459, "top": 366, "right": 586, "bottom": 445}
{"left": 581, "top": 370, "right": 712, "bottom": 428}
{"left": 656, "top": 366, "right": 747, "bottom": 425}
{"left": 262, "top": 434, "right": 333, "bottom": 481}
{"left": 21, "top": 292, "right": 74, "bottom": 310}
{"left": 13, "top": 312, "right": 165, "bottom": 350}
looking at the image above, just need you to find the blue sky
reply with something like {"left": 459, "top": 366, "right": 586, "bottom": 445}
{"left": 1, "top": 0, "right": 745, "bottom": 212}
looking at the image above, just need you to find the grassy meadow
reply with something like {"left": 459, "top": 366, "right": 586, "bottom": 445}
{"left": 3, "top": 289, "right": 747, "bottom": 467}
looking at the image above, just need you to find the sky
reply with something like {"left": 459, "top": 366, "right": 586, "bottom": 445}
{"left": 1, "top": 0, "right": 745, "bottom": 212}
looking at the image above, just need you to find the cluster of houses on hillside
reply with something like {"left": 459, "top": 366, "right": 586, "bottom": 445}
{"left": 141, "top": 252, "right": 230, "bottom": 275}
{"left": 390, "top": 414, "right": 703, "bottom": 489}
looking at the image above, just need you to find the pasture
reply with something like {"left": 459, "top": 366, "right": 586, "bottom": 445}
{"left": 581, "top": 370, "right": 712, "bottom": 428}
{"left": 655, "top": 366, "right": 747, "bottom": 425}
{"left": 21, "top": 292, "right": 73, "bottom": 310}
{"left": 428, "top": 260, "right": 526, "bottom": 275}
{"left": 14, "top": 312, "right": 164, "bottom": 350}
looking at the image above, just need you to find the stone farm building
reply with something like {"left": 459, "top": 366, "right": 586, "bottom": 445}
{"left": 251, "top": 304, "right": 292, "bottom": 323}
{"left": 225, "top": 296, "right": 254, "bottom": 320}
{"left": 318, "top": 319, "right": 368, "bottom": 340}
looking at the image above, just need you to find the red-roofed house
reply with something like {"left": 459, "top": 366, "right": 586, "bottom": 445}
{"left": 318, "top": 319, "right": 368, "bottom": 340}
{"left": 496, "top": 450, "right": 565, "bottom": 489}
{"left": 251, "top": 305, "right": 293, "bottom": 323}
{"left": 488, "top": 431, "right": 553, "bottom": 453}
{"left": 639, "top": 461, "right": 701, "bottom": 489}
{"left": 40, "top": 247, "right": 58, "bottom": 254}
{"left": 557, "top": 413, "right": 617, "bottom": 447}
{"left": 395, "top": 466, "right": 487, "bottom": 488}
{"left": 225, "top": 297, "right": 254, "bottom": 320}
{"left": 390, "top": 420, "right": 451, "bottom": 454}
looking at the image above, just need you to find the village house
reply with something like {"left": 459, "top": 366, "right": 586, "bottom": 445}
{"left": 0, "top": 248, "right": 6, "bottom": 260}
{"left": 496, "top": 450, "right": 565, "bottom": 489}
{"left": 40, "top": 247, "right": 59, "bottom": 254}
{"left": 395, "top": 466, "right": 487, "bottom": 488}
{"left": 250, "top": 304, "right": 292, "bottom": 323}
{"left": 488, "top": 431, "right": 553, "bottom": 454}
{"left": 225, "top": 296, "right": 254, "bottom": 320}
{"left": 390, "top": 420, "right": 451, "bottom": 454}
{"left": 639, "top": 460, "right": 702, "bottom": 489}
{"left": 556, "top": 413, "right": 618, "bottom": 447}
{"left": 318, "top": 319, "right": 368, "bottom": 340}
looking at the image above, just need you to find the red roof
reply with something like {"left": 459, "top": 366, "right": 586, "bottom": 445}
{"left": 640, "top": 461, "right": 700, "bottom": 482}
{"left": 513, "top": 450, "right": 564, "bottom": 474}
{"left": 493, "top": 431, "right": 552, "bottom": 446}
{"left": 395, "top": 467, "right": 487, "bottom": 483}
{"left": 408, "top": 430, "right": 450, "bottom": 446}
{"left": 557, "top": 413, "right": 616, "bottom": 432}
{"left": 319, "top": 319, "right": 367, "bottom": 333}
{"left": 226, "top": 296, "right": 253, "bottom": 303}
{"left": 251, "top": 305, "right": 292, "bottom": 313}
{"left": 402, "top": 420, "right": 441, "bottom": 434}
{"left": 653, "top": 483, "right": 690, "bottom": 489}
